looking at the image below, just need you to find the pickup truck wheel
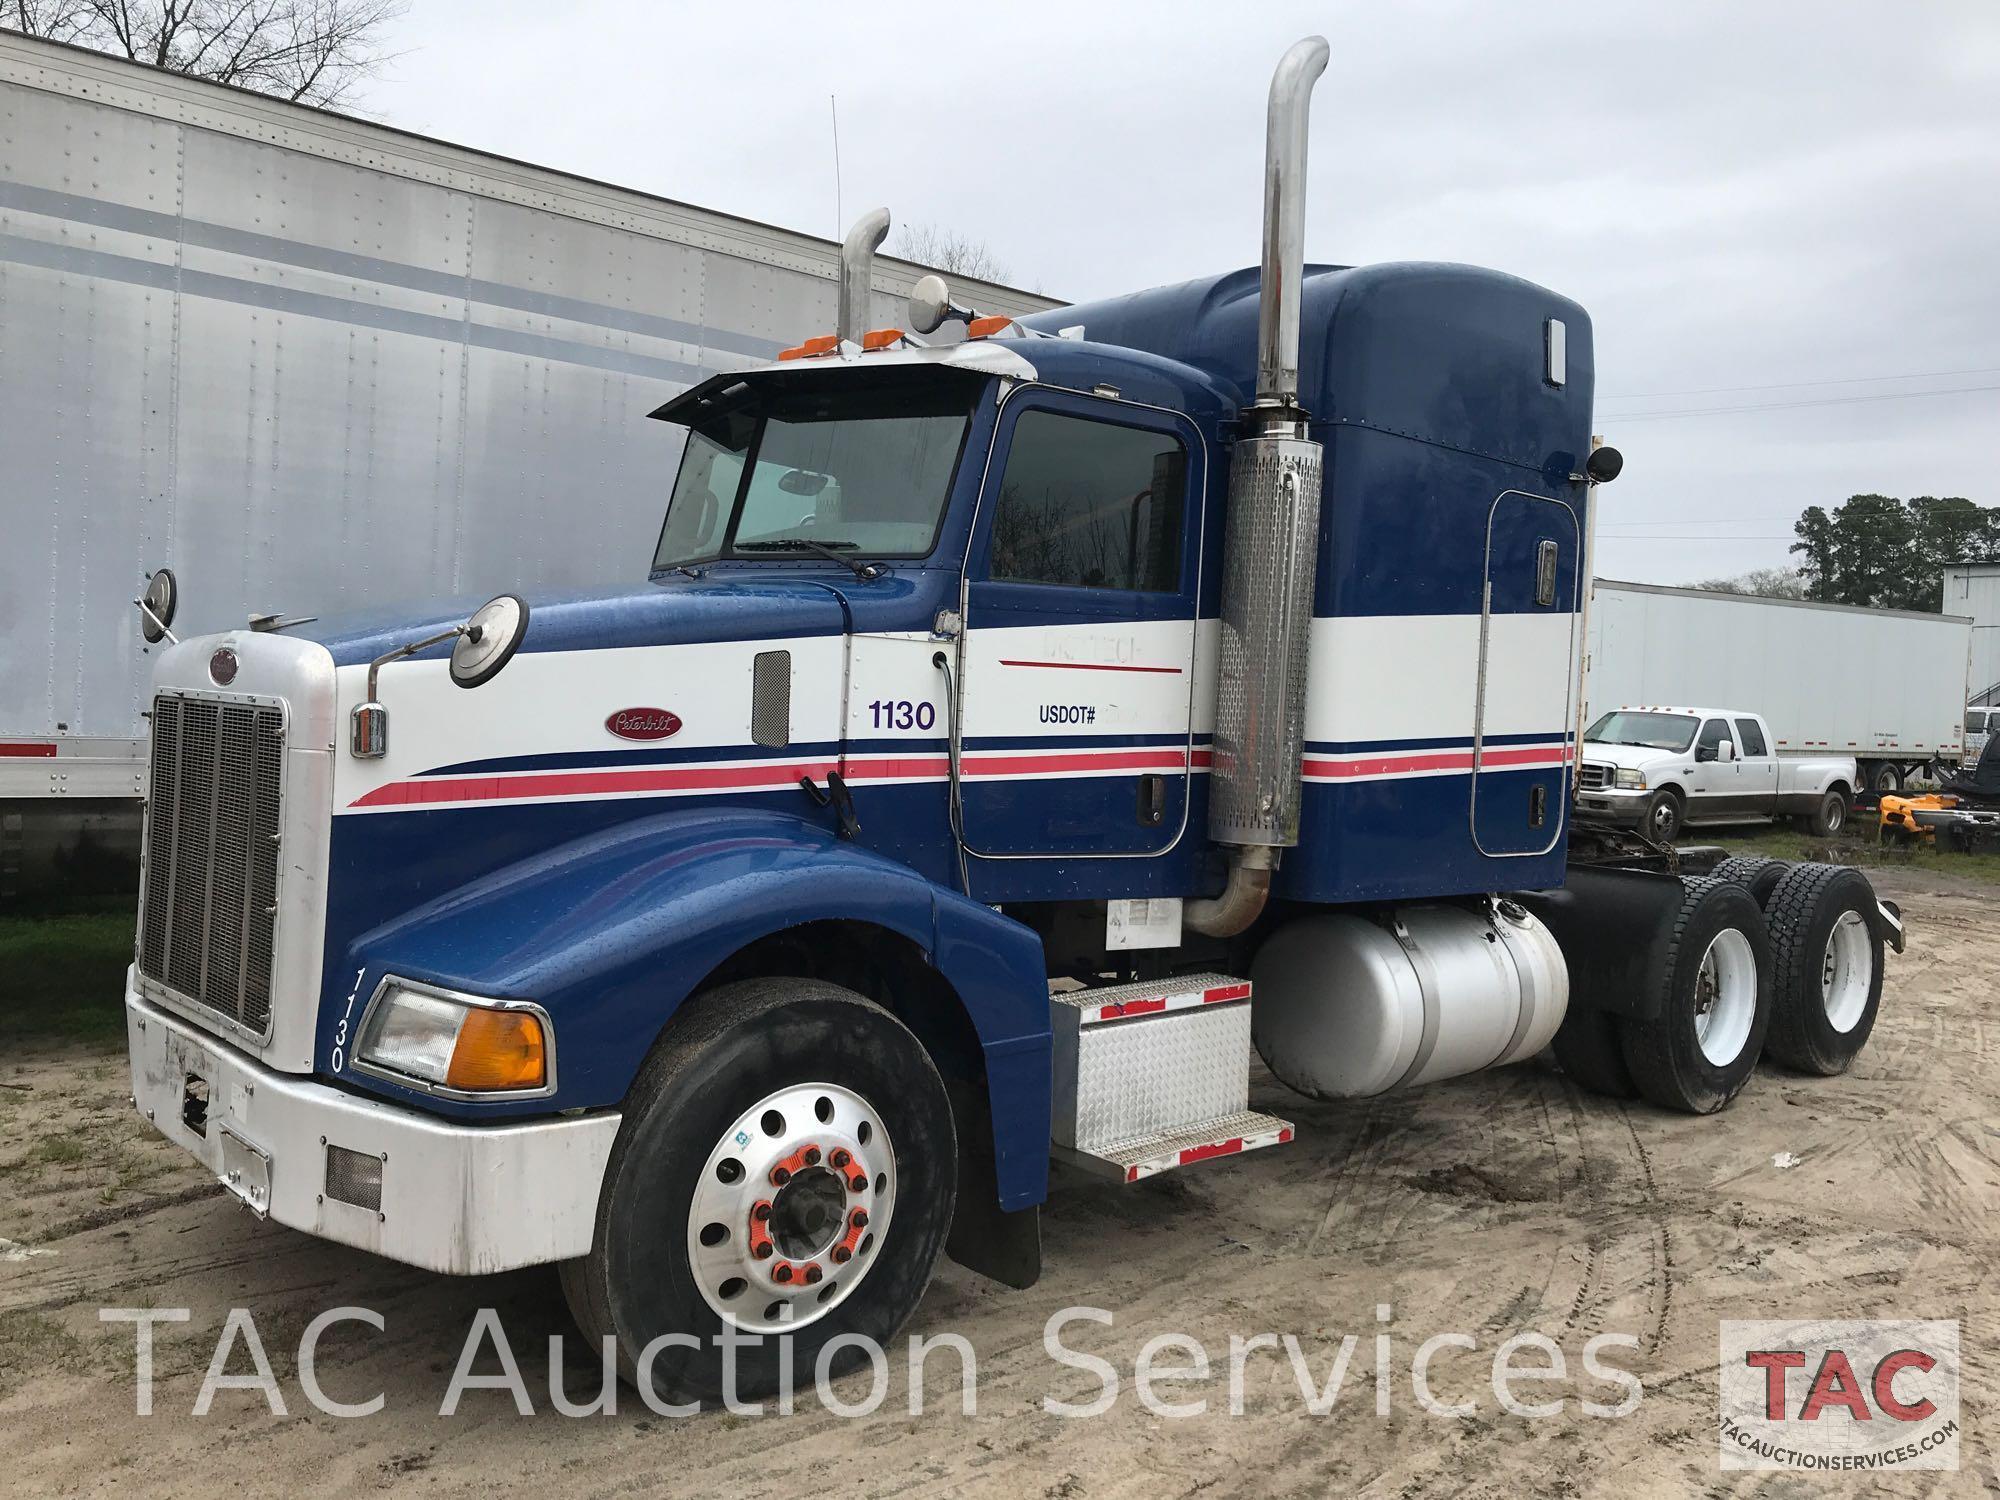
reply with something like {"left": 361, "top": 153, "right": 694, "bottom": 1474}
{"left": 563, "top": 978, "right": 956, "bottom": 1406}
{"left": 1807, "top": 789, "right": 1848, "bottom": 837}
{"left": 1762, "top": 864, "right": 1884, "bottom": 1075}
{"left": 1643, "top": 789, "right": 1684, "bottom": 843}
{"left": 1710, "top": 855, "right": 1791, "bottom": 907}
{"left": 1550, "top": 1006, "right": 1637, "bottom": 1099}
{"left": 1619, "top": 877, "right": 1773, "bottom": 1114}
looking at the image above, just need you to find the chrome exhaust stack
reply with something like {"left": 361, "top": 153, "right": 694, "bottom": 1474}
{"left": 837, "top": 207, "right": 892, "bottom": 349}
{"left": 1189, "top": 36, "right": 1329, "bottom": 937}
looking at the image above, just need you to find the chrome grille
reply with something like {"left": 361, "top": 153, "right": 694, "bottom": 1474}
{"left": 1578, "top": 762, "right": 1612, "bottom": 792}
{"left": 138, "top": 695, "right": 285, "bottom": 1035}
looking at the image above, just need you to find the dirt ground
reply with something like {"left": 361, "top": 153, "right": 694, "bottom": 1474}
{"left": 3, "top": 869, "right": 1996, "bottom": 1497}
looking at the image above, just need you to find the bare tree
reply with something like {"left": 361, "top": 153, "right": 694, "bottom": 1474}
{"left": 7, "top": 1, "right": 406, "bottom": 110}
{"left": 1689, "top": 566, "right": 1808, "bottom": 600}
{"left": 894, "top": 221, "right": 1010, "bottom": 285}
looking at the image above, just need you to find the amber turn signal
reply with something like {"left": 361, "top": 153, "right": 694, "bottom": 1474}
{"left": 445, "top": 1008, "right": 547, "bottom": 1091}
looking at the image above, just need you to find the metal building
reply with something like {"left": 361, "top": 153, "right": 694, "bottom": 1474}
{"left": 1941, "top": 564, "right": 2000, "bottom": 703}
{"left": 0, "top": 31, "right": 1058, "bottom": 897}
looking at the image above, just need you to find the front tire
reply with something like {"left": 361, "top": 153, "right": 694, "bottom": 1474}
{"left": 1643, "top": 788, "right": 1685, "bottom": 843}
{"left": 1620, "top": 877, "right": 1773, "bottom": 1114}
{"left": 564, "top": 979, "right": 957, "bottom": 1406}
{"left": 1762, "top": 864, "right": 1884, "bottom": 1075}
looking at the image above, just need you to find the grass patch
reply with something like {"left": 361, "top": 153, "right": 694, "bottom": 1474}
{"left": 0, "top": 912, "right": 136, "bottom": 1049}
{"left": 1702, "top": 823, "right": 2000, "bottom": 886}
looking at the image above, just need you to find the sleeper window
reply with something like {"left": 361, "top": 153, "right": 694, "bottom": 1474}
{"left": 989, "top": 411, "right": 1186, "bottom": 592}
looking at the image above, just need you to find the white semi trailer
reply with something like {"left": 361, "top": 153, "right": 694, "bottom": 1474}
{"left": 0, "top": 31, "right": 1056, "bottom": 901}
{"left": 1585, "top": 580, "right": 1974, "bottom": 793}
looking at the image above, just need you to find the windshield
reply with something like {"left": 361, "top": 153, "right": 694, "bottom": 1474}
{"left": 1585, "top": 711, "right": 1699, "bottom": 752}
{"left": 654, "top": 373, "right": 976, "bottom": 571}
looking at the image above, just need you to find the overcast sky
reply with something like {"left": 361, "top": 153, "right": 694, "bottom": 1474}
{"left": 366, "top": 0, "right": 1997, "bottom": 587}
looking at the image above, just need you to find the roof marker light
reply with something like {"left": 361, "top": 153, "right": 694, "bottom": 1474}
{"left": 860, "top": 328, "right": 904, "bottom": 351}
{"left": 966, "top": 315, "right": 1015, "bottom": 339}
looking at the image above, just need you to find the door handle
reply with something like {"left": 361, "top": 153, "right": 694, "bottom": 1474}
{"left": 1137, "top": 773, "right": 1166, "bottom": 827}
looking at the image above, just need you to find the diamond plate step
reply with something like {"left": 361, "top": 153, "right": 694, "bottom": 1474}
{"left": 1054, "top": 1110, "right": 1294, "bottom": 1184}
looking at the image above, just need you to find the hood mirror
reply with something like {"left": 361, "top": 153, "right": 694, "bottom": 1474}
{"left": 779, "top": 468, "right": 830, "bottom": 496}
{"left": 450, "top": 593, "right": 531, "bottom": 689}
{"left": 137, "top": 568, "right": 178, "bottom": 644}
{"left": 908, "top": 273, "right": 974, "bottom": 336}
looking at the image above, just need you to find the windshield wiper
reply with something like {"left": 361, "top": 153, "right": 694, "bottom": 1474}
{"left": 737, "top": 538, "right": 884, "bottom": 581}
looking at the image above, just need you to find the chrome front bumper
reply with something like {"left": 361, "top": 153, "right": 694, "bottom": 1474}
{"left": 125, "top": 972, "right": 620, "bottom": 1275}
{"left": 1574, "top": 789, "right": 1648, "bottom": 825}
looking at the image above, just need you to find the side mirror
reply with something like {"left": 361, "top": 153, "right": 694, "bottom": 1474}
{"left": 137, "top": 568, "right": 178, "bottom": 644}
{"left": 1585, "top": 446, "right": 1623, "bottom": 483}
{"left": 450, "top": 594, "right": 531, "bottom": 689}
{"left": 1718, "top": 739, "right": 1736, "bottom": 763}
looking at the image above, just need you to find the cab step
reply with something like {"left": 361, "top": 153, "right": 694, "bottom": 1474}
{"left": 1049, "top": 972, "right": 1293, "bottom": 1184}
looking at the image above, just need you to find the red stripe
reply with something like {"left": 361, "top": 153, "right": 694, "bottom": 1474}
{"left": 1202, "top": 982, "right": 1251, "bottom": 1004}
{"left": 998, "top": 659, "right": 1183, "bottom": 675}
{"left": 351, "top": 745, "right": 1201, "bottom": 808}
{"left": 0, "top": 743, "right": 57, "bottom": 758}
{"left": 1179, "top": 1138, "right": 1245, "bottom": 1167}
{"left": 1100, "top": 997, "right": 1166, "bottom": 1020}
{"left": 1302, "top": 744, "right": 1571, "bottom": 780}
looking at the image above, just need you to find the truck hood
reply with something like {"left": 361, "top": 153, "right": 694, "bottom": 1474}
{"left": 291, "top": 571, "right": 868, "bottom": 670}
{"left": 1580, "top": 739, "right": 1688, "bottom": 773}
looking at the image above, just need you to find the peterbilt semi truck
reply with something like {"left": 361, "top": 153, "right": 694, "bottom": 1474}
{"left": 121, "top": 39, "right": 1903, "bottom": 1403}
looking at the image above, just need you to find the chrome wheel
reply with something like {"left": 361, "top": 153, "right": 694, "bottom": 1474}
{"left": 687, "top": 1082, "right": 894, "bottom": 1334}
{"left": 1692, "top": 927, "right": 1757, "bottom": 1065}
{"left": 1820, "top": 910, "right": 1873, "bottom": 1033}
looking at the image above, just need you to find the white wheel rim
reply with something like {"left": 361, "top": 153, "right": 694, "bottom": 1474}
{"left": 1821, "top": 910, "right": 1873, "bottom": 1033}
{"left": 1651, "top": 799, "right": 1676, "bottom": 837}
{"left": 1693, "top": 928, "right": 1757, "bottom": 1065}
{"left": 687, "top": 1082, "right": 895, "bottom": 1333}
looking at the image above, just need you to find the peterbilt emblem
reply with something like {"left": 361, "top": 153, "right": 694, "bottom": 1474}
{"left": 209, "top": 647, "right": 239, "bottom": 686}
{"left": 606, "top": 707, "right": 682, "bottom": 742}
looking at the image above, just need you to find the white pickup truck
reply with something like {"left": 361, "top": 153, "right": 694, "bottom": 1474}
{"left": 1576, "top": 706, "right": 1857, "bottom": 842}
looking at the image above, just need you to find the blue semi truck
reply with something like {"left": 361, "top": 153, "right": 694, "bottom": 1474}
{"left": 122, "top": 38, "right": 1901, "bottom": 1401}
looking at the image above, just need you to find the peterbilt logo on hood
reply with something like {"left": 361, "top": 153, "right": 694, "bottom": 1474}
{"left": 606, "top": 707, "right": 683, "bottom": 742}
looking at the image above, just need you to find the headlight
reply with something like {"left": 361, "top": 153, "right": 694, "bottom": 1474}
{"left": 1615, "top": 769, "right": 1648, "bottom": 790}
{"left": 356, "top": 982, "right": 549, "bottom": 1093}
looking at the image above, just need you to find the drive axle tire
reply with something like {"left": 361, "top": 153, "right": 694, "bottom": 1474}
{"left": 1710, "top": 855, "right": 1791, "bottom": 908}
{"left": 1642, "top": 788, "right": 1685, "bottom": 844}
{"left": 1762, "top": 863, "right": 1884, "bottom": 1076}
{"left": 563, "top": 979, "right": 956, "bottom": 1406}
{"left": 1619, "top": 876, "right": 1773, "bottom": 1114}
{"left": 1550, "top": 1005, "right": 1637, "bottom": 1099}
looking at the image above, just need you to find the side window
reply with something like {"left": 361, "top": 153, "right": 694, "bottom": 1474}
{"left": 1968, "top": 711, "right": 1987, "bottom": 735}
{"left": 1733, "top": 718, "right": 1769, "bottom": 757}
{"left": 1697, "top": 718, "right": 1730, "bottom": 757}
{"left": 989, "top": 410, "right": 1186, "bottom": 592}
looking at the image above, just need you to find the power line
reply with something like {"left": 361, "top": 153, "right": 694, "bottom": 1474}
{"left": 1598, "top": 364, "right": 2000, "bottom": 401}
{"left": 1607, "top": 382, "right": 2000, "bottom": 423}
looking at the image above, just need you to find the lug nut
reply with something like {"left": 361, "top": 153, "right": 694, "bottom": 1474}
{"left": 851, "top": 1208, "right": 869, "bottom": 1229}
{"left": 752, "top": 1201, "right": 772, "bottom": 1222}
{"left": 804, "top": 1264, "right": 823, "bottom": 1285}
{"left": 773, "top": 1263, "right": 793, "bottom": 1284}
{"left": 753, "top": 1241, "right": 774, "bottom": 1260}
{"left": 830, "top": 1148, "right": 851, "bottom": 1169}
{"left": 803, "top": 1147, "right": 821, "bottom": 1166}
{"left": 832, "top": 1245, "right": 852, "bottom": 1264}
{"left": 847, "top": 1173, "right": 867, "bottom": 1192}
{"left": 772, "top": 1166, "right": 792, "bottom": 1186}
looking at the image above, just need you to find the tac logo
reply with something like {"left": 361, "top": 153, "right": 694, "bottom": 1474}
{"left": 605, "top": 707, "right": 683, "bottom": 742}
{"left": 1719, "top": 1319, "right": 1960, "bottom": 1472}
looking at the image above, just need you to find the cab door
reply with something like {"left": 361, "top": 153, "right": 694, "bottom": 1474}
{"left": 1471, "top": 489, "right": 1580, "bottom": 855}
{"left": 1732, "top": 715, "right": 1778, "bottom": 811}
{"left": 955, "top": 392, "right": 1202, "bottom": 858}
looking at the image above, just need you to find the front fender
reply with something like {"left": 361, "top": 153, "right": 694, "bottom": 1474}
{"left": 320, "top": 807, "right": 1053, "bottom": 1206}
